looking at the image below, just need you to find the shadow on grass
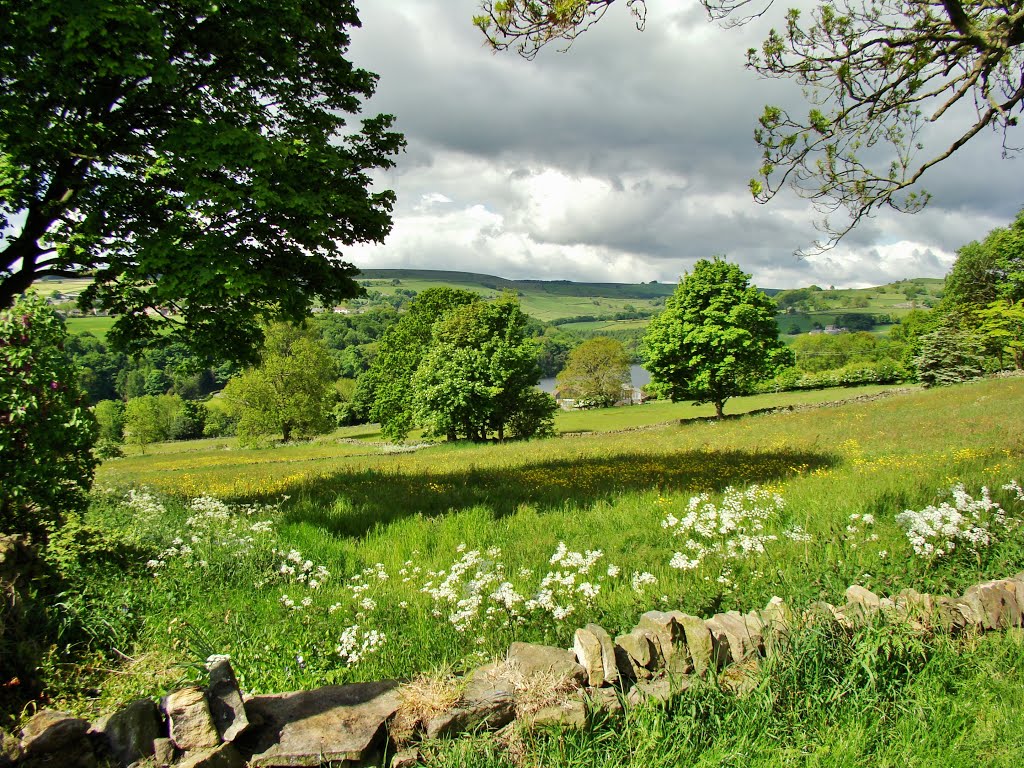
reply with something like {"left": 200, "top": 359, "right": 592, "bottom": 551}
{"left": 282, "top": 447, "right": 837, "bottom": 539}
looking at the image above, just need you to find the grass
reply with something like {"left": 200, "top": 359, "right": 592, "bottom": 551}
{"left": 65, "top": 315, "right": 116, "bottom": 338}
{"left": 31, "top": 377, "right": 1024, "bottom": 765}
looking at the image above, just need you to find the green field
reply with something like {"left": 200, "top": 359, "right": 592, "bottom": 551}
{"left": 50, "top": 271, "right": 945, "bottom": 336}
{"left": 57, "top": 379, "right": 1021, "bottom": 734}
{"left": 65, "top": 315, "right": 116, "bottom": 338}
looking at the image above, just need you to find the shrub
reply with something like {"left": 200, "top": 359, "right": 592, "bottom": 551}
{"left": 0, "top": 295, "right": 97, "bottom": 538}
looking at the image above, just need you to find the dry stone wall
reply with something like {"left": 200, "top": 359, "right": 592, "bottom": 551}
{"left": 7, "top": 574, "right": 1024, "bottom": 768}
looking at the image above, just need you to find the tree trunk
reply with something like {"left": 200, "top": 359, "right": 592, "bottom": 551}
{"left": 282, "top": 422, "right": 291, "bottom": 442}
{"left": 714, "top": 400, "right": 725, "bottom": 419}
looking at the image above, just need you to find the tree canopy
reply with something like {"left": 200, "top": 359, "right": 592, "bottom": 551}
{"left": 643, "top": 257, "right": 790, "bottom": 417}
{"left": 412, "top": 293, "right": 555, "bottom": 441}
{"left": 222, "top": 322, "right": 338, "bottom": 445}
{"left": 1, "top": 294, "right": 96, "bottom": 537}
{"left": 475, "top": 0, "right": 1024, "bottom": 250}
{"left": 555, "top": 336, "right": 631, "bottom": 407}
{"left": 356, "top": 287, "right": 481, "bottom": 441}
{"left": 0, "top": 0, "right": 404, "bottom": 361}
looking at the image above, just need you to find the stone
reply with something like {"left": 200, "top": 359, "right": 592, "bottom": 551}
{"left": 163, "top": 687, "right": 220, "bottom": 752}
{"left": 675, "top": 613, "right": 713, "bottom": 676}
{"left": 153, "top": 737, "right": 176, "bottom": 766}
{"left": 20, "top": 711, "right": 90, "bottom": 757}
{"left": 933, "top": 596, "right": 972, "bottom": 634}
{"left": 759, "top": 596, "right": 792, "bottom": 640}
{"left": 573, "top": 627, "right": 608, "bottom": 687}
{"left": 239, "top": 681, "right": 401, "bottom": 766}
{"left": 0, "top": 730, "right": 21, "bottom": 767}
{"left": 961, "top": 580, "right": 1023, "bottom": 631}
{"left": 424, "top": 667, "right": 516, "bottom": 740}
{"left": 507, "top": 642, "right": 586, "bottom": 687}
{"left": 741, "top": 611, "right": 766, "bottom": 652}
{"left": 844, "top": 585, "right": 882, "bottom": 624}
{"left": 391, "top": 747, "right": 421, "bottom": 768}
{"left": 205, "top": 656, "right": 249, "bottom": 742}
{"left": 612, "top": 642, "right": 647, "bottom": 681}
{"left": 615, "top": 629, "right": 653, "bottom": 669}
{"left": 804, "top": 601, "right": 849, "bottom": 630}
{"left": 637, "top": 611, "right": 688, "bottom": 672}
{"left": 523, "top": 700, "right": 587, "bottom": 729}
{"left": 90, "top": 698, "right": 160, "bottom": 767}
{"left": 460, "top": 661, "right": 517, "bottom": 703}
{"left": 586, "top": 688, "right": 623, "bottom": 717}
{"left": 705, "top": 612, "right": 759, "bottom": 668}
{"left": 586, "top": 623, "right": 619, "bottom": 686}
{"left": 176, "top": 743, "right": 244, "bottom": 768}
{"left": 625, "top": 677, "right": 691, "bottom": 708}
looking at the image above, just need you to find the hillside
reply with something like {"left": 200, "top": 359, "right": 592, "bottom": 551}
{"left": 38, "top": 271, "right": 945, "bottom": 336}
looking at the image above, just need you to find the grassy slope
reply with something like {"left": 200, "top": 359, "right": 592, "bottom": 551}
{"left": 83, "top": 379, "right": 1023, "bottom": 693}
{"left": 48, "top": 272, "right": 941, "bottom": 331}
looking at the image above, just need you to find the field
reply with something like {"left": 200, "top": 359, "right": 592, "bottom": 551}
{"left": 64, "top": 315, "right": 116, "bottom": 338}
{"left": 48, "top": 271, "right": 943, "bottom": 338}
{"left": 50, "top": 376, "right": 1024, "bottom": 765}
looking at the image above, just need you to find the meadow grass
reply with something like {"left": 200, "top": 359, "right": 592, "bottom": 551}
{"left": 59, "top": 377, "right": 1024, "bottom": 764}
{"left": 65, "top": 315, "right": 116, "bottom": 338}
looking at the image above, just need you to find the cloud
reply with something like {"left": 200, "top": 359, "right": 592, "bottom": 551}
{"left": 346, "top": 0, "right": 1020, "bottom": 288}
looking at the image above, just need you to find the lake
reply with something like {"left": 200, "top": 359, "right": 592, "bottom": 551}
{"left": 538, "top": 364, "right": 650, "bottom": 393}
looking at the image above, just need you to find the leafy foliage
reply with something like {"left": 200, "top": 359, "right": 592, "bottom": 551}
{"left": 913, "top": 321, "right": 986, "bottom": 387}
{"left": 476, "top": 0, "right": 1024, "bottom": 250}
{"left": 222, "top": 323, "right": 338, "bottom": 445}
{"left": 643, "top": 258, "right": 790, "bottom": 417}
{"left": 356, "top": 287, "right": 481, "bottom": 441}
{"left": 0, "top": 294, "right": 97, "bottom": 537}
{"left": 555, "top": 336, "right": 631, "bottom": 407}
{"left": 0, "top": 0, "right": 404, "bottom": 361}
{"left": 413, "top": 294, "right": 556, "bottom": 441}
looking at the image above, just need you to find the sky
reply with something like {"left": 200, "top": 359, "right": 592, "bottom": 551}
{"left": 343, "top": 1, "right": 1022, "bottom": 289}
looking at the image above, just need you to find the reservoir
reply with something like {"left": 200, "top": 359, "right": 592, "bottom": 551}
{"left": 538, "top": 364, "right": 650, "bottom": 394}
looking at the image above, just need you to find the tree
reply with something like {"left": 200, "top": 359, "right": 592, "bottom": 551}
{"left": 975, "top": 300, "right": 1024, "bottom": 370}
{"left": 1, "top": 294, "right": 97, "bottom": 537}
{"left": 555, "top": 336, "right": 631, "bottom": 407}
{"left": 945, "top": 208, "right": 1024, "bottom": 310}
{"left": 412, "top": 294, "right": 556, "bottom": 441}
{"left": 1, "top": 1, "right": 404, "bottom": 361}
{"left": 123, "top": 393, "right": 182, "bottom": 452}
{"left": 475, "top": 0, "right": 1024, "bottom": 250}
{"left": 355, "top": 287, "right": 481, "bottom": 440}
{"left": 222, "top": 323, "right": 337, "bottom": 445}
{"left": 914, "top": 322, "right": 986, "bottom": 386}
{"left": 643, "top": 258, "right": 790, "bottom": 417}
{"left": 93, "top": 399, "right": 126, "bottom": 443}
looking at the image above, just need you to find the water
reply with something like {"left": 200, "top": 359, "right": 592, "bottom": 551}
{"left": 538, "top": 364, "right": 650, "bottom": 394}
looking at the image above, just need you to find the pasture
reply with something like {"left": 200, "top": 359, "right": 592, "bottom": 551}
{"left": 69, "top": 378, "right": 1024, "bottom": 738}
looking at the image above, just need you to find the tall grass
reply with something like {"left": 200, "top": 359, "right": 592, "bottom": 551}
{"left": 51, "top": 378, "right": 1024, "bottom": 724}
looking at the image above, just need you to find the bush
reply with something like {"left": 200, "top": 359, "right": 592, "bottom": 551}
{"left": 755, "top": 360, "right": 910, "bottom": 393}
{"left": 93, "top": 399, "right": 126, "bottom": 442}
{"left": 914, "top": 327, "right": 986, "bottom": 386}
{"left": 1, "top": 295, "right": 97, "bottom": 538}
{"left": 203, "top": 399, "right": 238, "bottom": 437}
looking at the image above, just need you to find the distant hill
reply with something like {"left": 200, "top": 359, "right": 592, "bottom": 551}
{"left": 44, "top": 270, "right": 945, "bottom": 337}
{"left": 357, "top": 269, "right": 685, "bottom": 299}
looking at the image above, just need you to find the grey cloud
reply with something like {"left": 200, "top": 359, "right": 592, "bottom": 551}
{"left": 347, "top": 0, "right": 1017, "bottom": 287}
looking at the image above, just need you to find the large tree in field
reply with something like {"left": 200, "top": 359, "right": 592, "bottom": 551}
{"left": 355, "top": 287, "right": 481, "bottom": 441}
{"left": 412, "top": 294, "right": 555, "bottom": 442}
{"left": 643, "top": 257, "right": 790, "bottom": 418}
{"left": 0, "top": 0, "right": 404, "bottom": 361}
{"left": 222, "top": 323, "right": 338, "bottom": 445}
{"left": 475, "top": 0, "right": 1024, "bottom": 251}
{"left": 556, "top": 336, "right": 631, "bottom": 407}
